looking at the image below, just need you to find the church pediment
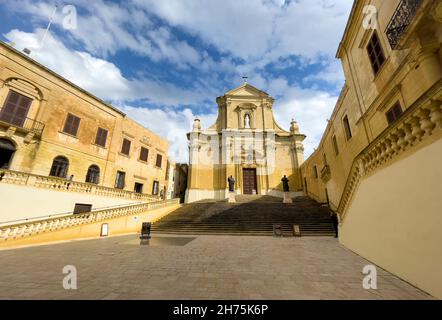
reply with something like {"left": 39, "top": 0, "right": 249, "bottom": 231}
{"left": 225, "top": 83, "right": 269, "bottom": 98}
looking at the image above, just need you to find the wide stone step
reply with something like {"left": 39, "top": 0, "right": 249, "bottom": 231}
{"left": 152, "top": 196, "right": 335, "bottom": 237}
{"left": 152, "top": 230, "right": 335, "bottom": 236}
{"left": 154, "top": 223, "right": 332, "bottom": 227}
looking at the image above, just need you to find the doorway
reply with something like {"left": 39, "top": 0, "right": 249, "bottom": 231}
{"left": 115, "top": 171, "right": 126, "bottom": 189}
{"left": 0, "top": 138, "right": 16, "bottom": 169}
{"left": 134, "top": 183, "right": 144, "bottom": 194}
{"left": 242, "top": 168, "right": 257, "bottom": 195}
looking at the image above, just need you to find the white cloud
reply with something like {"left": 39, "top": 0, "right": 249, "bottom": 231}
{"left": 273, "top": 89, "right": 338, "bottom": 157}
{"left": 303, "top": 60, "right": 345, "bottom": 87}
{"left": 4, "top": 28, "right": 337, "bottom": 160}
{"left": 1, "top": 0, "right": 348, "bottom": 161}
{"left": 4, "top": 29, "right": 209, "bottom": 105}
{"left": 3, "top": 0, "right": 206, "bottom": 69}
{"left": 4, "top": 0, "right": 352, "bottom": 74}
{"left": 136, "top": 0, "right": 352, "bottom": 61}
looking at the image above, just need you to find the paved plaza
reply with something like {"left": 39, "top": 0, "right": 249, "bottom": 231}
{"left": 0, "top": 234, "right": 433, "bottom": 300}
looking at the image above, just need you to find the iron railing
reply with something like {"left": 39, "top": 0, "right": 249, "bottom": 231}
{"left": 386, "top": 0, "right": 422, "bottom": 50}
{"left": 0, "top": 108, "right": 45, "bottom": 136}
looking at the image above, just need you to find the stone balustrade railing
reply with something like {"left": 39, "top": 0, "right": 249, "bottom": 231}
{"left": 0, "top": 169, "right": 160, "bottom": 202}
{"left": 0, "top": 198, "right": 180, "bottom": 242}
{"left": 337, "top": 90, "right": 442, "bottom": 221}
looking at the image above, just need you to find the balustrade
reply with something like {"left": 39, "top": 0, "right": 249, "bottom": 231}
{"left": 0, "top": 199, "right": 179, "bottom": 242}
{"left": 337, "top": 99, "right": 441, "bottom": 220}
{"left": 0, "top": 169, "right": 160, "bottom": 203}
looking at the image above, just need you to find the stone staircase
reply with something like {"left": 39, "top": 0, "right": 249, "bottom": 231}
{"left": 151, "top": 196, "right": 335, "bottom": 236}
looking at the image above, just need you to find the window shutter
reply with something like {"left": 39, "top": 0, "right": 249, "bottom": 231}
{"left": 121, "top": 139, "right": 131, "bottom": 155}
{"left": 156, "top": 154, "right": 162, "bottom": 167}
{"left": 140, "top": 147, "right": 149, "bottom": 162}
{"left": 1, "top": 90, "right": 32, "bottom": 126}
{"left": 63, "top": 113, "right": 81, "bottom": 136}
{"left": 95, "top": 128, "right": 108, "bottom": 147}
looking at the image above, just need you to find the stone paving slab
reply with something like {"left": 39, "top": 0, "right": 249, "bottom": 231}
{"left": 0, "top": 234, "right": 433, "bottom": 300}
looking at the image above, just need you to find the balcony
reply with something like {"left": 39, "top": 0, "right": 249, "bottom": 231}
{"left": 386, "top": 0, "right": 422, "bottom": 50}
{"left": 0, "top": 109, "right": 45, "bottom": 137}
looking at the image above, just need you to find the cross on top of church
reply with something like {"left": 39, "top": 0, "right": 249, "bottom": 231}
{"left": 242, "top": 76, "right": 248, "bottom": 83}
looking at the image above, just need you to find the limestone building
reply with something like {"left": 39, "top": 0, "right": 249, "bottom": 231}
{"left": 300, "top": 0, "right": 442, "bottom": 298}
{"left": 0, "top": 41, "right": 169, "bottom": 200}
{"left": 186, "top": 83, "right": 305, "bottom": 203}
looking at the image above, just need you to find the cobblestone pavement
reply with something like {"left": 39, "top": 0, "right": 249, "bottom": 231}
{"left": 0, "top": 234, "right": 433, "bottom": 300}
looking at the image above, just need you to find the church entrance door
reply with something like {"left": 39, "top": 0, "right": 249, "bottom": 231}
{"left": 242, "top": 168, "right": 257, "bottom": 195}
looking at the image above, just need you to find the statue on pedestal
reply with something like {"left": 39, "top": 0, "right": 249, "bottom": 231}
{"left": 281, "top": 175, "right": 292, "bottom": 203}
{"left": 228, "top": 175, "right": 235, "bottom": 192}
{"left": 281, "top": 175, "right": 289, "bottom": 192}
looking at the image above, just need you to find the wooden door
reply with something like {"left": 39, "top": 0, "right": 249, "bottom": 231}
{"left": 243, "top": 168, "right": 257, "bottom": 195}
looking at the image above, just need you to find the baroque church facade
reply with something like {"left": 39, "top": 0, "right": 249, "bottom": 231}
{"left": 185, "top": 83, "right": 306, "bottom": 203}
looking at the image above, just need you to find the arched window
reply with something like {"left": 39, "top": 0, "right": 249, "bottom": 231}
{"left": 85, "top": 165, "right": 100, "bottom": 184}
{"left": 49, "top": 156, "right": 69, "bottom": 178}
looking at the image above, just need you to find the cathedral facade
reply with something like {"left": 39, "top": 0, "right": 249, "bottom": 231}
{"left": 185, "top": 83, "right": 306, "bottom": 203}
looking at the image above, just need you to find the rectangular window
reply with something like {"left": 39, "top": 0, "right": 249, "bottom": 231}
{"left": 121, "top": 138, "right": 131, "bottom": 155}
{"left": 0, "top": 90, "right": 32, "bottom": 127}
{"left": 323, "top": 153, "right": 327, "bottom": 165}
{"left": 139, "top": 147, "right": 149, "bottom": 162}
{"left": 343, "top": 115, "right": 352, "bottom": 141}
{"left": 156, "top": 154, "right": 162, "bottom": 168}
{"left": 367, "top": 32, "right": 386, "bottom": 75}
{"left": 134, "top": 183, "right": 143, "bottom": 194}
{"left": 332, "top": 135, "right": 339, "bottom": 156}
{"left": 63, "top": 113, "right": 81, "bottom": 136}
{"left": 313, "top": 166, "right": 318, "bottom": 179}
{"left": 94, "top": 127, "right": 108, "bottom": 147}
{"left": 115, "top": 171, "right": 125, "bottom": 189}
{"left": 152, "top": 181, "right": 159, "bottom": 195}
{"left": 386, "top": 102, "right": 403, "bottom": 125}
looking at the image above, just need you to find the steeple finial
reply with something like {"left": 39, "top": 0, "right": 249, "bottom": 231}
{"left": 242, "top": 76, "right": 248, "bottom": 84}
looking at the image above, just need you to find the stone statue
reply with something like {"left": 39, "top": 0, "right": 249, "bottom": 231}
{"left": 244, "top": 114, "right": 250, "bottom": 128}
{"left": 281, "top": 175, "right": 289, "bottom": 192}
{"left": 228, "top": 175, "right": 235, "bottom": 192}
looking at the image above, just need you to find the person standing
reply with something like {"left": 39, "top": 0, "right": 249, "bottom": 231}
{"left": 67, "top": 174, "right": 74, "bottom": 190}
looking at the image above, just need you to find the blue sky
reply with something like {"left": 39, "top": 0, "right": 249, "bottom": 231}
{"left": 0, "top": 0, "right": 353, "bottom": 162}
